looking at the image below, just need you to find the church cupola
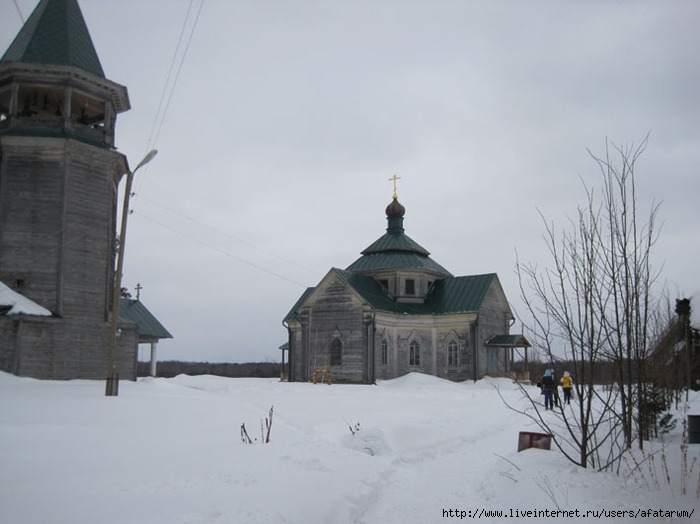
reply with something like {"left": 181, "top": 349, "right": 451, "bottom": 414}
{"left": 345, "top": 179, "right": 452, "bottom": 303}
{"left": 385, "top": 196, "right": 406, "bottom": 234}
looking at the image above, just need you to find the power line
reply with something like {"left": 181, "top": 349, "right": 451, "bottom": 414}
{"left": 145, "top": 0, "right": 197, "bottom": 153}
{"left": 135, "top": 192, "right": 319, "bottom": 276}
{"left": 135, "top": 212, "right": 311, "bottom": 289}
{"left": 13, "top": 0, "right": 24, "bottom": 23}
{"left": 137, "top": 0, "right": 205, "bottom": 193}
{"left": 147, "top": 0, "right": 205, "bottom": 150}
{"left": 122, "top": 0, "right": 319, "bottom": 291}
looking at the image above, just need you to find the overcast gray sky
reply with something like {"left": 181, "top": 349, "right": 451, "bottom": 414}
{"left": 3, "top": 1, "right": 699, "bottom": 363}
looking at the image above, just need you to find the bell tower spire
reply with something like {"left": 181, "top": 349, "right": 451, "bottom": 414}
{"left": 2, "top": 0, "right": 106, "bottom": 77}
{"left": 0, "top": 0, "right": 130, "bottom": 148}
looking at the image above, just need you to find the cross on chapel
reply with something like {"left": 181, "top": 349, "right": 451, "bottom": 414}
{"left": 388, "top": 174, "right": 401, "bottom": 199}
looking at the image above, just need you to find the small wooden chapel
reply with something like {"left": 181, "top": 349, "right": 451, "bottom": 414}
{"left": 283, "top": 178, "right": 529, "bottom": 384}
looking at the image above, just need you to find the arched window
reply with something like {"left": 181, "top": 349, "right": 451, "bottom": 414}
{"left": 381, "top": 339, "right": 388, "bottom": 365}
{"left": 447, "top": 340, "right": 458, "bottom": 367}
{"left": 330, "top": 338, "right": 342, "bottom": 366}
{"left": 409, "top": 340, "right": 420, "bottom": 366}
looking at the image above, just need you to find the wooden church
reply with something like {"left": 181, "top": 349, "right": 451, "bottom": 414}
{"left": 0, "top": 0, "right": 169, "bottom": 380}
{"left": 283, "top": 186, "right": 529, "bottom": 384}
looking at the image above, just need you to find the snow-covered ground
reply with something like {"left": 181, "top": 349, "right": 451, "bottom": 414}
{"left": 0, "top": 371, "right": 697, "bottom": 523}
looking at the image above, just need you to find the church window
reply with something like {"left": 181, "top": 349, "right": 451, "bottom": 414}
{"left": 381, "top": 339, "right": 388, "bottom": 365}
{"left": 405, "top": 279, "right": 415, "bottom": 295}
{"left": 409, "top": 340, "right": 420, "bottom": 366}
{"left": 447, "top": 340, "right": 458, "bottom": 367}
{"left": 0, "top": 88, "right": 9, "bottom": 121}
{"left": 330, "top": 338, "right": 342, "bottom": 365}
{"left": 379, "top": 279, "right": 388, "bottom": 291}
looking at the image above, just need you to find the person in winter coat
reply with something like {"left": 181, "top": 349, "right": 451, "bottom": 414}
{"left": 541, "top": 369, "right": 556, "bottom": 410}
{"left": 560, "top": 371, "right": 573, "bottom": 404}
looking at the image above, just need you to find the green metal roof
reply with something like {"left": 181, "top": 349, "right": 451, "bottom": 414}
{"left": 341, "top": 270, "right": 403, "bottom": 311}
{"left": 283, "top": 287, "right": 315, "bottom": 323}
{"left": 486, "top": 334, "right": 531, "bottom": 347}
{"left": 346, "top": 249, "right": 452, "bottom": 275}
{"left": 422, "top": 273, "right": 497, "bottom": 314}
{"left": 117, "top": 299, "right": 172, "bottom": 340}
{"left": 285, "top": 270, "right": 500, "bottom": 320}
{"left": 345, "top": 209, "right": 451, "bottom": 277}
{"left": 361, "top": 230, "right": 430, "bottom": 256}
{"left": 1, "top": 0, "right": 105, "bottom": 77}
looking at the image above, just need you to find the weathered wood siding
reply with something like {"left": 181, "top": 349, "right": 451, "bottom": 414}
{"left": 294, "top": 276, "right": 371, "bottom": 383}
{"left": 61, "top": 142, "right": 118, "bottom": 320}
{"left": 0, "top": 134, "right": 134, "bottom": 380}
{"left": 476, "top": 284, "right": 512, "bottom": 377}
{"left": 0, "top": 139, "right": 65, "bottom": 313}
{"left": 0, "top": 136, "right": 120, "bottom": 319}
{"left": 0, "top": 316, "right": 19, "bottom": 373}
{"left": 0, "top": 315, "right": 138, "bottom": 380}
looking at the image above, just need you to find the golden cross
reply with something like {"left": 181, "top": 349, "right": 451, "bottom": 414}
{"left": 135, "top": 282, "right": 142, "bottom": 301}
{"left": 388, "top": 174, "right": 401, "bottom": 199}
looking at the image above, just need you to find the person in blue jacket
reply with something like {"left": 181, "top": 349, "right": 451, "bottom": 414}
{"left": 541, "top": 369, "right": 556, "bottom": 410}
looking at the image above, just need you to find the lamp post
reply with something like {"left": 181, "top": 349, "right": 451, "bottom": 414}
{"left": 106, "top": 149, "right": 158, "bottom": 396}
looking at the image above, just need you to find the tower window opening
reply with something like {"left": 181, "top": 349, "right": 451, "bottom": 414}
{"left": 405, "top": 279, "right": 415, "bottom": 295}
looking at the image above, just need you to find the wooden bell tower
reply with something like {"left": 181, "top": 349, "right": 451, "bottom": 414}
{"left": 0, "top": 0, "right": 138, "bottom": 379}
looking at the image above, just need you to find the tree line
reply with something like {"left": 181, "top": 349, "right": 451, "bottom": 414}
{"left": 138, "top": 360, "right": 281, "bottom": 379}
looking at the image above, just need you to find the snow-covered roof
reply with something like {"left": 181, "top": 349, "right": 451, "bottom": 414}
{"left": 0, "top": 281, "right": 52, "bottom": 316}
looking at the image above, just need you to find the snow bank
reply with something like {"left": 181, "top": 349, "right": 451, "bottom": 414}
{"left": 0, "top": 371, "right": 697, "bottom": 523}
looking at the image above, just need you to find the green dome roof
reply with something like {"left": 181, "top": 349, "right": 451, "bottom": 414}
{"left": 345, "top": 197, "right": 452, "bottom": 277}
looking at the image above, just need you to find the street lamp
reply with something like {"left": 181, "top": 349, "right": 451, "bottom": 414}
{"left": 106, "top": 149, "right": 158, "bottom": 396}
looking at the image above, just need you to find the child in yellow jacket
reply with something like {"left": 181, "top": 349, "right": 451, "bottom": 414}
{"left": 560, "top": 371, "right": 573, "bottom": 404}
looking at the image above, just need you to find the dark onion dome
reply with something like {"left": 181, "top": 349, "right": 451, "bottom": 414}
{"left": 385, "top": 197, "right": 405, "bottom": 218}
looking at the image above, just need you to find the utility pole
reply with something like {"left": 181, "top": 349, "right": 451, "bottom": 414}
{"left": 106, "top": 150, "right": 157, "bottom": 396}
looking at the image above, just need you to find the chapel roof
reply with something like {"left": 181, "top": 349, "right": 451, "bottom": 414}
{"left": 117, "top": 299, "right": 173, "bottom": 341}
{"left": 1, "top": 0, "right": 105, "bottom": 77}
{"left": 345, "top": 196, "right": 452, "bottom": 277}
{"left": 283, "top": 270, "right": 500, "bottom": 322}
{"left": 486, "top": 334, "right": 531, "bottom": 347}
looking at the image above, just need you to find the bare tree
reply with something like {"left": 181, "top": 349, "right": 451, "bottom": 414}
{"left": 590, "top": 136, "right": 661, "bottom": 449}
{"left": 515, "top": 136, "right": 662, "bottom": 469}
